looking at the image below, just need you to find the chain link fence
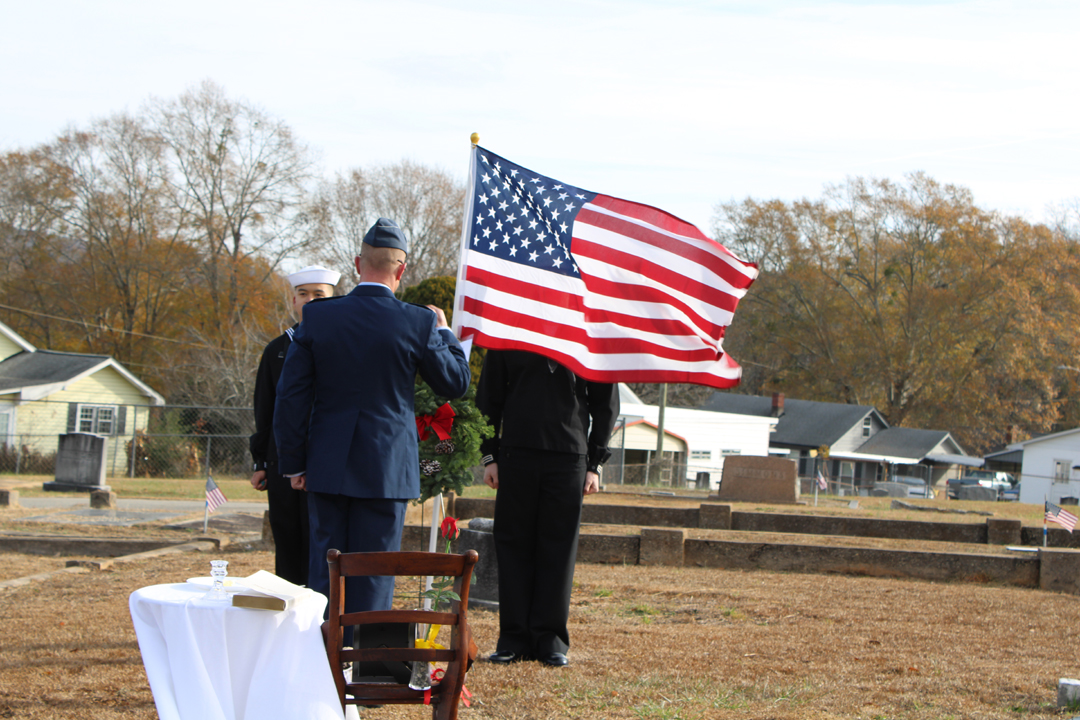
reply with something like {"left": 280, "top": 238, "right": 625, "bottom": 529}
{"left": 0, "top": 399, "right": 254, "bottom": 479}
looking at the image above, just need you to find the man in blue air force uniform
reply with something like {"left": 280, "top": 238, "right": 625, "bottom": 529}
{"left": 273, "top": 217, "right": 471, "bottom": 614}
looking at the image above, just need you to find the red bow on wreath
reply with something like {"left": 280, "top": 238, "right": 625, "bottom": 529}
{"left": 416, "top": 402, "right": 456, "bottom": 441}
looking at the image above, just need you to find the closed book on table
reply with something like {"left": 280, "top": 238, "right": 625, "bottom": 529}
{"left": 231, "top": 570, "right": 311, "bottom": 612}
{"left": 232, "top": 591, "right": 292, "bottom": 611}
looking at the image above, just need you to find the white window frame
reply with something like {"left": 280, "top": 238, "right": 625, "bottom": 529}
{"left": 0, "top": 405, "right": 14, "bottom": 447}
{"left": 1053, "top": 459, "right": 1071, "bottom": 484}
{"left": 862, "top": 417, "right": 872, "bottom": 438}
{"left": 77, "top": 404, "right": 118, "bottom": 436}
{"left": 690, "top": 449, "right": 712, "bottom": 461}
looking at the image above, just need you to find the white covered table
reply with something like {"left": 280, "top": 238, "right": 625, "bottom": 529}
{"left": 130, "top": 582, "right": 357, "bottom": 720}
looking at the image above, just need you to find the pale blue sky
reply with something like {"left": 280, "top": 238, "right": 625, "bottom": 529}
{"left": 2, "top": 0, "right": 1077, "bottom": 230}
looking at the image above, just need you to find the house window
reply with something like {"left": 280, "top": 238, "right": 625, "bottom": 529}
{"left": 862, "top": 417, "right": 872, "bottom": 438}
{"left": 0, "top": 410, "right": 11, "bottom": 446}
{"left": 690, "top": 450, "right": 711, "bottom": 461}
{"left": 1054, "top": 460, "right": 1070, "bottom": 484}
{"left": 720, "top": 449, "right": 741, "bottom": 456}
{"left": 78, "top": 405, "right": 117, "bottom": 435}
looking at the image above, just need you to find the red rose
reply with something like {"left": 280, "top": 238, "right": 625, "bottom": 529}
{"left": 440, "top": 516, "right": 460, "bottom": 540}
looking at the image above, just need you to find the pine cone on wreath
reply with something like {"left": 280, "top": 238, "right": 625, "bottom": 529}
{"left": 420, "top": 459, "right": 442, "bottom": 476}
{"left": 435, "top": 439, "right": 456, "bottom": 455}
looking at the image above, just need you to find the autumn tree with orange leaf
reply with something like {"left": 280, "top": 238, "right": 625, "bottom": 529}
{"left": 714, "top": 173, "right": 1080, "bottom": 453}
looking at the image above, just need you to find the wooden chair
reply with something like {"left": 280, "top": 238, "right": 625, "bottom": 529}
{"left": 323, "top": 549, "right": 479, "bottom": 720}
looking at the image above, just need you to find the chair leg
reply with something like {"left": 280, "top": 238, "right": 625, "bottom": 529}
{"left": 433, "top": 660, "right": 465, "bottom": 720}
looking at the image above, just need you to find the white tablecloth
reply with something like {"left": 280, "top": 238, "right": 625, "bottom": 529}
{"left": 130, "top": 582, "right": 357, "bottom": 720}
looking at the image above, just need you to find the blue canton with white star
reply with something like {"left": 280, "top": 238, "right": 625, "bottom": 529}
{"left": 470, "top": 148, "right": 597, "bottom": 278}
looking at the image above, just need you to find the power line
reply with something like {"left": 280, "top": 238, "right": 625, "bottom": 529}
{"left": 0, "top": 301, "right": 280, "bottom": 354}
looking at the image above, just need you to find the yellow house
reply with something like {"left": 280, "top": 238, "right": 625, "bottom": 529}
{"left": 0, "top": 321, "right": 165, "bottom": 475}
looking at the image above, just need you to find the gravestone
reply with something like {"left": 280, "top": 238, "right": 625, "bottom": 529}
{"left": 715, "top": 456, "right": 799, "bottom": 504}
{"left": 458, "top": 518, "right": 498, "bottom": 611}
{"left": 43, "top": 433, "right": 111, "bottom": 492}
{"left": 89, "top": 490, "right": 117, "bottom": 509}
{"left": 1058, "top": 678, "right": 1080, "bottom": 709}
{"left": 0, "top": 489, "right": 18, "bottom": 507}
{"left": 262, "top": 510, "right": 273, "bottom": 545}
{"left": 871, "top": 482, "right": 908, "bottom": 498}
{"left": 958, "top": 485, "right": 997, "bottom": 502}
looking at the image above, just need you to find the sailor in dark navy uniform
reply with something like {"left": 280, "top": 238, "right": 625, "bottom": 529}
{"left": 476, "top": 349, "right": 619, "bottom": 667}
{"left": 249, "top": 264, "right": 340, "bottom": 586}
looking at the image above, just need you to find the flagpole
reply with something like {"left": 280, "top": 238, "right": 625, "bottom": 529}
{"left": 1043, "top": 494, "right": 1048, "bottom": 548}
{"left": 451, "top": 133, "right": 480, "bottom": 339}
{"left": 651, "top": 384, "right": 667, "bottom": 486}
{"left": 204, "top": 436, "right": 213, "bottom": 534}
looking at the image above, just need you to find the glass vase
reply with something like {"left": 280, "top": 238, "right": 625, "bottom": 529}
{"left": 408, "top": 623, "right": 432, "bottom": 690}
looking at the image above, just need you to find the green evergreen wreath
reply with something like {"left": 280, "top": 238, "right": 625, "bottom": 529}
{"left": 415, "top": 380, "right": 493, "bottom": 502}
{"left": 402, "top": 276, "right": 493, "bottom": 501}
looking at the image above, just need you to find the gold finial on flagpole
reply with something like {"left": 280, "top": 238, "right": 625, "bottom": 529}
{"left": 470, "top": 132, "right": 479, "bottom": 146}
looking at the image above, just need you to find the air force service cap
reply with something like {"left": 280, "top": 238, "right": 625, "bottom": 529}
{"left": 363, "top": 217, "right": 409, "bottom": 254}
{"left": 287, "top": 265, "right": 341, "bottom": 288}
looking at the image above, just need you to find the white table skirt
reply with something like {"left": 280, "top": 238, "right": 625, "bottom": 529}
{"left": 130, "top": 582, "right": 357, "bottom": 720}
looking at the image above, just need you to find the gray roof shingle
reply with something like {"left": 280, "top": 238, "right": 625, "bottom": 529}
{"left": 699, "top": 392, "right": 876, "bottom": 448}
{"left": 855, "top": 427, "right": 951, "bottom": 458}
{"left": 0, "top": 350, "right": 109, "bottom": 392}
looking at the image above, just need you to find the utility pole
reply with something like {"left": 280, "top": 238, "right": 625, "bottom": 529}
{"left": 650, "top": 383, "right": 667, "bottom": 485}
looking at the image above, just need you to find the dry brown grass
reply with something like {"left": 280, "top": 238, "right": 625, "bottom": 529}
{"left": 1, "top": 490, "right": 1074, "bottom": 718}
{"left": 2, "top": 545, "right": 1078, "bottom": 720}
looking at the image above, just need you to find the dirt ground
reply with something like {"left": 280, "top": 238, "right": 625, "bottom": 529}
{"left": 2, "top": 493, "right": 1078, "bottom": 719}
{"left": 2, "top": 545, "right": 1079, "bottom": 719}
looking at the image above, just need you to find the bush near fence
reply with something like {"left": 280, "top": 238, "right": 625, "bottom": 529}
{"left": 0, "top": 444, "right": 56, "bottom": 475}
{"left": 129, "top": 406, "right": 253, "bottom": 479}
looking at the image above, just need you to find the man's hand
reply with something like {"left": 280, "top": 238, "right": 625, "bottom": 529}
{"left": 427, "top": 305, "right": 449, "bottom": 328}
{"left": 250, "top": 470, "right": 267, "bottom": 491}
{"left": 290, "top": 474, "right": 307, "bottom": 491}
{"left": 483, "top": 463, "right": 499, "bottom": 490}
{"left": 583, "top": 471, "right": 600, "bottom": 496}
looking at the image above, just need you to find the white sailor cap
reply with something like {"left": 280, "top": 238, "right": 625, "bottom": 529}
{"left": 287, "top": 265, "right": 341, "bottom": 288}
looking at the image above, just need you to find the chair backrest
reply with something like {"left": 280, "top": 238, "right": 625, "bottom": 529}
{"left": 323, "top": 549, "right": 479, "bottom": 720}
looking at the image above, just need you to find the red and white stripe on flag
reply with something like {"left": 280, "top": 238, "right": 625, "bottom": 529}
{"left": 453, "top": 146, "right": 758, "bottom": 389}
{"left": 206, "top": 477, "right": 227, "bottom": 513}
{"left": 1046, "top": 501, "right": 1077, "bottom": 532}
{"left": 817, "top": 472, "right": 828, "bottom": 491}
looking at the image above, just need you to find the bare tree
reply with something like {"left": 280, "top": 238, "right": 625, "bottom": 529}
{"left": 0, "top": 147, "right": 73, "bottom": 285}
{"left": 307, "top": 168, "right": 372, "bottom": 282}
{"left": 312, "top": 160, "right": 465, "bottom": 288}
{"left": 150, "top": 80, "right": 316, "bottom": 326}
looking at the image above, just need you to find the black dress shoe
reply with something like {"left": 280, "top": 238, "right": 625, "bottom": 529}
{"left": 488, "top": 650, "right": 525, "bottom": 664}
{"left": 538, "top": 652, "right": 569, "bottom": 667}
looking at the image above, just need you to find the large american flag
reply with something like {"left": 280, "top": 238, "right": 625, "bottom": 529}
{"left": 451, "top": 146, "right": 758, "bottom": 388}
{"left": 1045, "top": 501, "right": 1077, "bottom": 533}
